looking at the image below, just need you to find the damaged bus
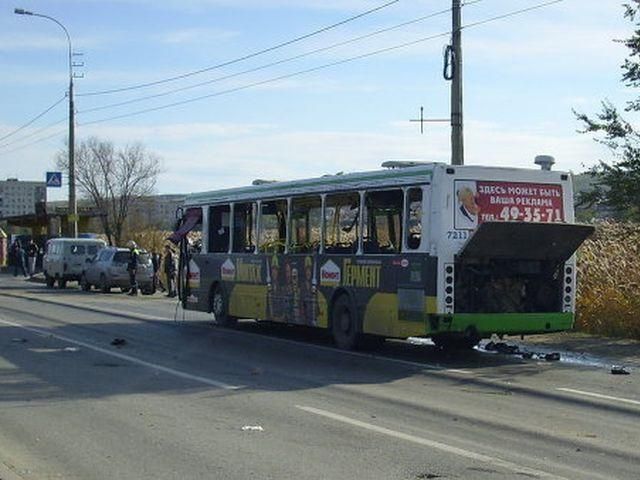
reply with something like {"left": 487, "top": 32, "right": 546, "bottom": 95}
{"left": 170, "top": 162, "right": 594, "bottom": 350}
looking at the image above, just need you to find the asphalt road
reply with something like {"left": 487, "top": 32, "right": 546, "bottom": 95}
{"left": 0, "top": 275, "right": 638, "bottom": 480}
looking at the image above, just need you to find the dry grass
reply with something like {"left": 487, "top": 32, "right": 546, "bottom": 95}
{"left": 576, "top": 222, "right": 640, "bottom": 339}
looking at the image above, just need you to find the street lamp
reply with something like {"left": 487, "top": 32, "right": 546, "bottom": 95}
{"left": 15, "top": 7, "right": 78, "bottom": 238}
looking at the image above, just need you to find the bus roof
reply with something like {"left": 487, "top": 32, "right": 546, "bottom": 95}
{"left": 183, "top": 162, "right": 570, "bottom": 207}
{"left": 184, "top": 163, "right": 440, "bottom": 206}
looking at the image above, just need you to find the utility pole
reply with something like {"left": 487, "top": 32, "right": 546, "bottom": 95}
{"left": 15, "top": 8, "right": 78, "bottom": 237}
{"left": 450, "top": 0, "right": 464, "bottom": 165}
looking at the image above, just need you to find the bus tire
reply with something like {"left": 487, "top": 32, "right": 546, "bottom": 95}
{"left": 211, "top": 285, "right": 237, "bottom": 327}
{"left": 45, "top": 273, "right": 55, "bottom": 288}
{"left": 57, "top": 277, "right": 67, "bottom": 289}
{"left": 331, "top": 294, "right": 362, "bottom": 350}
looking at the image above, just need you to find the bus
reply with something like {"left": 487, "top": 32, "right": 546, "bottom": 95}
{"left": 170, "top": 161, "right": 594, "bottom": 350}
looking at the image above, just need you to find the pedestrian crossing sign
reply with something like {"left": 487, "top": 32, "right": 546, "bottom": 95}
{"left": 46, "top": 171, "right": 62, "bottom": 187}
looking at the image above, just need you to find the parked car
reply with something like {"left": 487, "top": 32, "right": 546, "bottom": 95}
{"left": 80, "top": 246, "right": 155, "bottom": 294}
{"left": 43, "top": 238, "right": 106, "bottom": 288}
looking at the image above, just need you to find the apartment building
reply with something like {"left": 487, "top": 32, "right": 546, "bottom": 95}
{"left": 0, "top": 178, "right": 47, "bottom": 219}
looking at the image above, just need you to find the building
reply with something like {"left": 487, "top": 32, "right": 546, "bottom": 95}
{"left": 128, "top": 194, "right": 186, "bottom": 229}
{"left": 0, "top": 178, "right": 46, "bottom": 219}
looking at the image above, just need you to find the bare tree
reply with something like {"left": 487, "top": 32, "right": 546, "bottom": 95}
{"left": 57, "top": 137, "right": 162, "bottom": 245}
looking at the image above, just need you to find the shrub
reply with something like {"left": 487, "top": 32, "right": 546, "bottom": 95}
{"left": 576, "top": 222, "right": 640, "bottom": 339}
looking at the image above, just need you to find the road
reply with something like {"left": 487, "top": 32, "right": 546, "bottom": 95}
{"left": 0, "top": 275, "right": 638, "bottom": 480}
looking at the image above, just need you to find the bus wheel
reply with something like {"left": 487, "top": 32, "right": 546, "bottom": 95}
{"left": 57, "top": 277, "right": 67, "bottom": 289}
{"left": 45, "top": 273, "right": 55, "bottom": 288}
{"left": 211, "top": 285, "right": 237, "bottom": 327}
{"left": 331, "top": 294, "right": 361, "bottom": 350}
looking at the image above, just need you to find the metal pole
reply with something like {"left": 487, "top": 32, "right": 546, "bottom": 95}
{"left": 14, "top": 8, "right": 77, "bottom": 237}
{"left": 451, "top": 0, "right": 464, "bottom": 166}
{"left": 68, "top": 74, "right": 77, "bottom": 237}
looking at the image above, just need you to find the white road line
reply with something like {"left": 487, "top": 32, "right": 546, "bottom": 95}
{"left": 297, "top": 405, "right": 568, "bottom": 479}
{"left": 1, "top": 291, "right": 471, "bottom": 374}
{"left": 297, "top": 405, "right": 569, "bottom": 480}
{"left": 0, "top": 318, "right": 241, "bottom": 391}
{"left": 557, "top": 388, "right": 640, "bottom": 407}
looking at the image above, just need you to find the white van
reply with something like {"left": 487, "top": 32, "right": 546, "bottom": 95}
{"left": 43, "top": 238, "right": 106, "bottom": 288}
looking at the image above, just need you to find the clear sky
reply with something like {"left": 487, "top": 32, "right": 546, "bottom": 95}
{"left": 0, "top": 0, "right": 633, "bottom": 201}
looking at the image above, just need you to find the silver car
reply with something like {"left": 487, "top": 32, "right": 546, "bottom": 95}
{"left": 80, "top": 247, "right": 155, "bottom": 294}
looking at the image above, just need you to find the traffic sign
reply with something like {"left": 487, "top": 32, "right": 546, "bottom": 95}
{"left": 46, "top": 171, "right": 62, "bottom": 187}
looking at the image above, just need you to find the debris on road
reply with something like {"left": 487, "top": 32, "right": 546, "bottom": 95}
{"left": 110, "top": 338, "right": 127, "bottom": 347}
{"left": 11, "top": 338, "right": 27, "bottom": 343}
{"left": 484, "top": 341, "right": 520, "bottom": 355}
{"left": 241, "top": 425, "right": 264, "bottom": 432}
{"left": 611, "top": 365, "right": 631, "bottom": 375}
{"left": 544, "top": 352, "right": 561, "bottom": 362}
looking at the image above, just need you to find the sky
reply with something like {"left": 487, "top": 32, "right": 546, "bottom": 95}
{"left": 0, "top": 0, "right": 634, "bottom": 202}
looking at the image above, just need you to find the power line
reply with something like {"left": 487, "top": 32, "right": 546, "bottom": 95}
{"left": 0, "top": 95, "right": 66, "bottom": 142}
{"left": 0, "top": 116, "right": 67, "bottom": 150}
{"left": 0, "top": 128, "right": 67, "bottom": 157}
{"left": 77, "top": 0, "right": 564, "bottom": 128}
{"left": 79, "top": 31, "right": 453, "bottom": 127}
{"left": 79, "top": 7, "right": 454, "bottom": 115}
{"left": 462, "top": 0, "right": 564, "bottom": 30}
{"left": 77, "top": 0, "right": 403, "bottom": 97}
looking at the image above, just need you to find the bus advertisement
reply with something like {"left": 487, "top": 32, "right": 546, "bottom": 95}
{"left": 170, "top": 162, "right": 594, "bottom": 350}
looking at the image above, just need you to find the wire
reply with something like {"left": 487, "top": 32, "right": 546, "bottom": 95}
{"left": 78, "top": 31, "right": 452, "bottom": 126}
{"left": 462, "top": 0, "right": 564, "bottom": 31}
{"left": 0, "top": 128, "right": 67, "bottom": 157}
{"left": 0, "top": 95, "right": 66, "bottom": 142}
{"left": 77, "top": 0, "right": 403, "bottom": 97}
{"left": 0, "top": 116, "right": 67, "bottom": 150}
{"left": 79, "top": 8, "right": 453, "bottom": 115}
{"left": 77, "top": 0, "right": 564, "bottom": 127}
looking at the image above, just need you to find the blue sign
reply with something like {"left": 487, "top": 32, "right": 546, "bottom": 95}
{"left": 46, "top": 171, "right": 62, "bottom": 187}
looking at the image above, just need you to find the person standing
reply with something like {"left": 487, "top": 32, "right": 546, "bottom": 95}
{"left": 27, "top": 240, "right": 38, "bottom": 277}
{"left": 163, "top": 245, "right": 176, "bottom": 297}
{"left": 151, "top": 250, "right": 161, "bottom": 292}
{"left": 126, "top": 241, "right": 140, "bottom": 296}
{"left": 10, "top": 241, "right": 20, "bottom": 277}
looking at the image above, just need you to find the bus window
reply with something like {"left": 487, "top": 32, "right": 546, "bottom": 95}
{"left": 232, "top": 202, "right": 256, "bottom": 253}
{"left": 363, "top": 189, "right": 403, "bottom": 254}
{"left": 406, "top": 188, "right": 423, "bottom": 250}
{"left": 290, "top": 196, "right": 321, "bottom": 253}
{"left": 209, "top": 205, "right": 230, "bottom": 253}
{"left": 259, "top": 199, "right": 287, "bottom": 253}
{"left": 325, "top": 193, "right": 360, "bottom": 254}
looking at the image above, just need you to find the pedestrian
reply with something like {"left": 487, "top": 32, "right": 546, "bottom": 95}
{"left": 11, "top": 241, "right": 27, "bottom": 277}
{"left": 151, "top": 250, "right": 162, "bottom": 292}
{"left": 126, "top": 240, "right": 140, "bottom": 296}
{"left": 163, "top": 244, "right": 176, "bottom": 297}
{"left": 27, "top": 239, "right": 38, "bottom": 277}
{"left": 10, "top": 241, "right": 20, "bottom": 277}
{"left": 20, "top": 242, "right": 28, "bottom": 278}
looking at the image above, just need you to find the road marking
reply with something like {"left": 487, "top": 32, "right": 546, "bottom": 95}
{"left": 0, "top": 318, "right": 241, "bottom": 391}
{"left": 296, "top": 405, "right": 568, "bottom": 480}
{"left": 0, "top": 291, "right": 473, "bottom": 375}
{"left": 557, "top": 388, "right": 640, "bottom": 407}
